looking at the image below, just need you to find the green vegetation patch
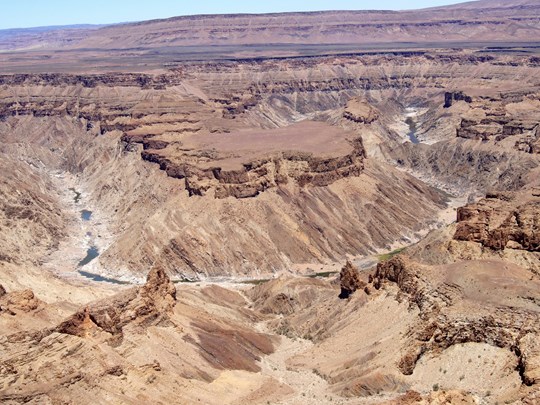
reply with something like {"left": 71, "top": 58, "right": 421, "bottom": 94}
{"left": 377, "top": 247, "right": 406, "bottom": 262}
{"left": 173, "top": 279, "right": 198, "bottom": 284}
{"left": 308, "top": 271, "right": 338, "bottom": 279}
{"left": 240, "top": 278, "right": 271, "bottom": 285}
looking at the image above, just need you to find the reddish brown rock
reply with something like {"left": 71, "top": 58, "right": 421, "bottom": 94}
{"left": 453, "top": 205, "right": 492, "bottom": 243}
{"left": 389, "top": 390, "right": 423, "bottom": 404}
{"left": 56, "top": 265, "right": 177, "bottom": 340}
{"left": 0, "top": 288, "right": 40, "bottom": 313}
{"left": 339, "top": 261, "right": 366, "bottom": 299}
{"left": 189, "top": 320, "right": 275, "bottom": 373}
{"left": 140, "top": 264, "right": 177, "bottom": 311}
{"left": 454, "top": 191, "right": 540, "bottom": 252}
{"left": 371, "top": 256, "right": 425, "bottom": 307}
{"left": 343, "top": 98, "right": 379, "bottom": 124}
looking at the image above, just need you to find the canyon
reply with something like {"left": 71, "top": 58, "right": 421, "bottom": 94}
{"left": 0, "top": 0, "right": 540, "bottom": 403}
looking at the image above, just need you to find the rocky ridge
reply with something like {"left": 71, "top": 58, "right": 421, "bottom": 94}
{"left": 0, "top": 285, "right": 40, "bottom": 315}
{"left": 140, "top": 137, "right": 366, "bottom": 198}
{"left": 372, "top": 255, "right": 540, "bottom": 392}
{"left": 454, "top": 91, "right": 540, "bottom": 150}
{"left": 339, "top": 260, "right": 368, "bottom": 298}
{"left": 56, "top": 265, "right": 177, "bottom": 341}
{"left": 454, "top": 188, "right": 540, "bottom": 252}
{"left": 0, "top": 269, "right": 277, "bottom": 404}
{"left": 1, "top": 4, "right": 540, "bottom": 404}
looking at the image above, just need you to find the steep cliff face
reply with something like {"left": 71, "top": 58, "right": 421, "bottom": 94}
{"left": 454, "top": 189, "right": 540, "bottom": 252}
{"left": 1, "top": 50, "right": 539, "bottom": 280}
{"left": 137, "top": 134, "right": 366, "bottom": 199}
{"left": 443, "top": 91, "right": 473, "bottom": 108}
{"left": 363, "top": 253, "right": 540, "bottom": 402}
{"left": 454, "top": 93, "right": 540, "bottom": 148}
{"left": 0, "top": 148, "right": 67, "bottom": 265}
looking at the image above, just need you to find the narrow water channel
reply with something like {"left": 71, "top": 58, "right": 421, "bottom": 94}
{"left": 78, "top": 246, "right": 99, "bottom": 267}
{"left": 68, "top": 187, "right": 101, "bottom": 268}
{"left": 63, "top": 184, "right": 121, "bottom": 283}
{"left": 69, "top": 187, "right": 82, "bottom": 203}
{"left": 405, "top": 116, "right": 420, "bottom": 144}
{"left": 78, "top": 269, "right": 128, "bottom": 284}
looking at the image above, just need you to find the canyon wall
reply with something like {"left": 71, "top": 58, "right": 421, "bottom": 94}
{"left": 0, "top": 51, "right": 539, "bottom": 280}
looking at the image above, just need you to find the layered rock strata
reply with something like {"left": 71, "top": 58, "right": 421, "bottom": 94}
{"left": 371, "top": 255, "right": 540, "bottom": 395}
{"left": 454, "top": 189, "right": 540, "bottom": 252}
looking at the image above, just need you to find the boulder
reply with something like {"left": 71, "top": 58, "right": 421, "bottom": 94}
{"left": 0, "top": 288, "right": 40, "bottom": 313}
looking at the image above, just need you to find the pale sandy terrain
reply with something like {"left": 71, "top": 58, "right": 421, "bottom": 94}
{"left": 0, "top": 1, "right": 540, "bottom": 403}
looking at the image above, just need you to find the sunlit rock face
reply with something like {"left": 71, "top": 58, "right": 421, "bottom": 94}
{"left": 1, "top": 2, "right": 540, "bottom": 404}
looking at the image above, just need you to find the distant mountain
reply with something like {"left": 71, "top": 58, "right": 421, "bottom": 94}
{"left": 429, "top": 0, "right": 540, "bottom": 9}
{"left": 1, "top": 0, "right": 539, "bottom": 52}
{"left": 0, "top": 24, "right": 102, "bottom": 35}
{"left": 0, "top": 24, "right": 104, "bottom": 51}
{"left": 69, "top": 1, "right": 540, "bottom": 50}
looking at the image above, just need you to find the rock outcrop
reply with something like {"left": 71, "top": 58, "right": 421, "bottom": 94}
{"left": 0, "top": 287, "right": 40, "bottom": 314}
{"left": 141, "top": 264, "right": 177, "bottom": 309}
{"left": 339, "top": 261, "right": 367, "bottom": 298}
{"left": 453, "top": 93, "right": 540, "bottom": 147}
{"left": 56, "top": 265, "right": 176, "bottom": 340}
{"left": 368, "top": 253, "right": 540, "bottom": 393}
{"left": 454, "top": 189, "right": 540, "bottom": 252}
{"left": 372, "top": 256, "right": 424, "bottom": 306}
{"left": 140, "top": 137, "right": 366, "bottom": 198}
{"left": 516, "top": 125, "right": 540, "bottom": 154}
{"left": 519, "top": 333, "right": 540, "bottom": 386}
{"left": 343, "top": 98, "right": 379, "bottom": 124}
{"left": 398, "top": 309, "right": 540, "bottom": 377}
{"left": 444, "top": 91, "right": 472, "bottom": 108}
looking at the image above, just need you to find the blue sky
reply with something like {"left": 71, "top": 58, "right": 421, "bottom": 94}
{"left": 1, "top": 0, "right": 467, "bottom": 30}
